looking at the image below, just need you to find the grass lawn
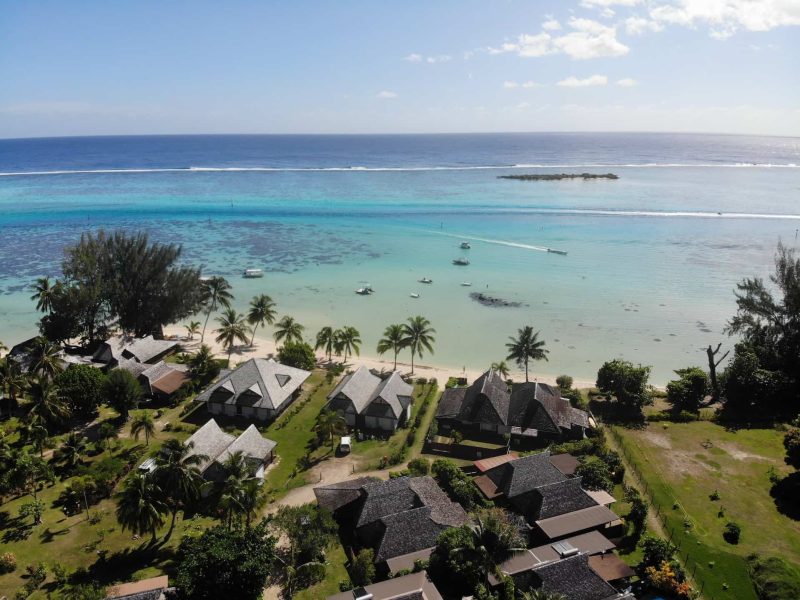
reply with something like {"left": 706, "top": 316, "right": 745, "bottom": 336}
{"left": 612, "top": 421, "right": 800, "bottom": 600}
{"left": 294, "top": 542, "right": 349, "bottom": 600}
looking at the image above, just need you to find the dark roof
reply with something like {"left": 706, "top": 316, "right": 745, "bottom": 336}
{"left": 533, "top": 553, "right": 622, "bottom": 600}
{"left": 588, "top": 554, "right": 636, "bottom": 582}
{"left": 485, "top": 451, "right": 565, "bottom": 499}
{"left": 536, "top": 505, "right": 619, "bottom": 540}
{"left": 435, "top": 387, "right": 466, "bottom": 419}
{"left": 327, "top": 571, "right": 443, "bottom": 600}
{"left": 549, "top": 453, "right": 579, "bottom": 476}
{"left": 356, "top": 476, "right": 459, "bottom": 528}
{"left": 532, "top": 478, "right": 598, "bottom": 519}
{"left": 314, "top": 477, "right": 381, "bottom": 512}
{"left": 375, "top": 506, "right": 454, "bottom": 562}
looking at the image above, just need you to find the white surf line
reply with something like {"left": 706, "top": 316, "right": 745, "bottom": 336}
{"left": 422, "top": 229, "right": 552, "bottom": 253}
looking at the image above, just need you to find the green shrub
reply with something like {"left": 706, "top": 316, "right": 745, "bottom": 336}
{"left": 747, "top": 554, "right": 800, "bottom": 600}
{"left": 723, "top": 521, "right": 741, "bottom": 544}
{"left": 556, "top": 375, "right": 573, "bottom": 389}
{"left": 0, "top": 552, "right": 16, "bottom": 574}
{"left": 277, "top": 342, "right": 316, "bottom": 371}
{"left": 408, "top": 457, "right": 430, "bottom": 476}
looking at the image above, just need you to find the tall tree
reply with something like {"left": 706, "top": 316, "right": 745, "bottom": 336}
{"left": 184, "top": 320, "right": 201, "bottom": 341}
{"left": 27, "top": 376, "right": 71, "bottom": 431}
{"left": 115, "top": 472, "right": 168, "bottom": 542}
{"left": 491, "top": 361, "right": 510, "bottom": 379}
{"left": 215, "top": 308, "right": 250, "bottom": 367}
{"left": 130, "top": 411, "right": 157, "bottom": 446}
{"left": 28, "top": 336, "right": 64, "bottom": 377}
{"left": 335, "top": 326, "right": 361, "bottom": 364}
{"left": 103, "top": 369, "right": 142, "bottom": 420}
{"left": 247, "top": 294, "right": 277, "bottom": 346}
{"left": 19, "top": 416, "right": 48, "bottom": 457}
{"left": 200, "top": 276, "right": 233, "bottom": 343}
{"left": 0, "top": 359, "right": 28, "bottom": 409}
{"left": 505, "top": 326, "right": 549, "bottom": 382}
{"left": 401, "top": 316, "right": 436, "bottom": 374}
{"left": 4, "top": 449, "right": 53, "bottom": 503}
{"left": 274, "top": 315, "right": 304, "bottom": 345}
{"left": 596, "top": 359, "right": 653, "bottom": 415}
{"left": 30, "top": 276, "right": 58, "bottom": 313}
{"left": 189, "top": 344, "right": 220, "bottom": 385}
{"left": 212, "top": 450, "right": 258, "bottom": 529}
{"left": 705, "top": 343, "right": 730, "bottom": 403}
{"left": 153, "top": 438, "right": 207, "bottom": 540}
{"left": 315, "top": 326, "right": 336, "bottom": 362}
{"left": 377, "top": 324, "right": 406, "bottom": 370}
{"left": 314, "top": 409, "right": 347, "bottom": 450}
{"left": 666, "top": 367, "right": 709, "bottom": 414}
{"left": 54, "top": 364, "right": 106, "bottom": 416}
{"left": 55, "top": 432, "right": 87, "bottom": 470}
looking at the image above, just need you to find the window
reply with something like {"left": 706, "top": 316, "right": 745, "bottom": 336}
{"left": 236, "top": 405, "right": 242, "bottom": 415}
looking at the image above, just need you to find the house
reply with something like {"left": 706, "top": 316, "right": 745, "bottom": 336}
{"left": 93, "top": 335, "right": 179, "bottom": 369}
{"left": 105, "top": 575, "right": 174, "bottom": 600}
{"left": 328, "top": 571, "right": 443, "bottom": 600}
{"left": 326, "top": 366, "right": 413, "bottom": 432}
{"left": 136, "top": 361, "right": 190, "bottom": 399}
{"left": 473, "top": 452, "right": 577, "bottom": 477}
{"left": 195, "top": 358, "right": 310, "bottom": 422}
{"left": 435, "top": 370, "right": 592, "bottom": 442}
{"left": 180, "top": 419, "right": 276, "bottom": 482}
{"left": 314, "top": 476, "right": 468, "bottom": 573}
{"left": 474, "top": 451, "right": 619, "bottom": 542}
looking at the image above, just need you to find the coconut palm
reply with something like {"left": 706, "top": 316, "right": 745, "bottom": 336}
{"left": 247, "top": 294, "right": 277, "bottom": 346}
{"left": 153, "top": 438, "right": 207, "bottom": 540}
{"left": 184, "top": 320, "right": 201, "bottom": 341}
{"left": 377, "top": 324, "right": 407, "bottom": 371}
{"left": 28, "top": 336, "right": 64, "bottom": 377}
{"left": 315, "top": 326, "right": 336, "bottom": 362}
{"left": 274, "top": 315, "right": 304, "bottom": 345}
{"left": 505, "top": 326, "right": 549, "bottom": 383}
{"left": 130, "top": 411, "right": 156, "bottom": 446}
{"left": 239, "top": 479, "right": 266, "bottom": 529}
{"left": 30, "top": 276, "right": 58, "bottom": 314}
{"left": 115, "top": 472, "right": 168, "bottom": 542}
{"left": 401, "top": 316, "right": 436, "bottom": 375}
{"left": 334, "top": 326, "right": 361, "bottom": 364}
{"left": 491, "top": 361, "right": 510, "bottom": 379}
{"left": 27, "top": 376, "right": 70, "bottom": 431}
{"left": 56, "top": 432, "right": 87, "bottom": 470}
{"left": 189, "top": 344, "right": 217, "bottom": 382}
{"left": 215, "top": 308, "right": 251, "bottom": 367}
{"left": 20, "top": 416, "right": 48, "bottom": 457}
{"left": 0, "top": 359, "right": 27, "bottom": 412}
{"left": 456, "top": 508, "right": 526, "bottom": 586}
{"left": 314, "top": 409, "right": 347, "bottom": 450}
{"left": 200, "top": 276, "right": 233, "bottom": 343}
{"left": 214, "top": 450, "right": 256, "bottom": 529}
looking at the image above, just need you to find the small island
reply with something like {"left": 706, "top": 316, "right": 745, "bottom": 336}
{"left": 470, "top": 291, "right": 527, "bottom": 308}
{"left": 498, "top": 172, "right": 619, "bottom": 181}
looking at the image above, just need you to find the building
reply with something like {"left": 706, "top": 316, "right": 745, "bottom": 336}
{"left": 474, "top": 451, "right": 619, "bottom": 542}
{"left": 195, "top": 357, "right": 310, "bottom": 422}
{"left": 314, "top": 476, "right": 468, "bottom": 573}
{"left": 175, "top": 419, "right": 276, "bottom": 482}
{"left": 105, "top": 575, "right": 173, "bottom": 600}
{"left": 326, "top": 366, "right": 413, "bottom": 432}
{"left": 328, "top": 571, "right": 443, "bottom": 600}
{"left": 435, "top": 370, "right": 592, "bottom": 443}
{"left": 92, "top": 335, "right": 179, "bottom": 369}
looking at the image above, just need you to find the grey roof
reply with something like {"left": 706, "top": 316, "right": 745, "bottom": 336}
{"left": 95, "top": 335, "right": 178, "bottom": 364}
{"left": 435, "top": 387, "right": 466, "bottom": 419}
{"left": 375, "top": 506, "right": 457, "bottom": 563}
{"left": 196, "top": 358, "right": 310, "bottom": 411}
{"left": 314, "top": 476, "right": 381, "bottom": 512}
{"left": 327, "top": 571, "right": 443, "bottom": 600}
{"left": 328, "top": 367, "right": 412, "bottom": 419}
{"left": 140, "top": 361, "right": 175, "bottom": 384}
{"left": 486, "top": 451, "right": 565, "bottom": 499}
{"left": 533, "top": 477, "right": 599, "bottom": 519}
{"left": 183, "top": 419, "right": 275, "bottom": 474}
{"left": 117, "top": 358, "right": 151, "bottom": 378}
{"left": 532, "top": 553, "right": 622, "bottom": 600}
{"left": 535, "top": 505, "right": 620, "bottom": 540}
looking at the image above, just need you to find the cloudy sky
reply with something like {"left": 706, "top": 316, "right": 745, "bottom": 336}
{"left": 1, "top": 0, "right": 799, "bottom": 137}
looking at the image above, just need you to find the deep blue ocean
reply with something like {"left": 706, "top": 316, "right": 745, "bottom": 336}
{"left": 1, "top": 133, "right": 798, "bottom": 383}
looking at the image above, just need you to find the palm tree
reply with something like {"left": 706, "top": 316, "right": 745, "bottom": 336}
{"left": 130, "top": 411, "right": 156, "bottom": 446}
{"left": 274, "top": 315, "right": 304, "bottom": 345}
{"left": 153, "top": 438, "right": 207, "bottom": 540}
{"left": 505, "top": 326, "right": 549, "bottom": 382}
{"left": 30, "top": 276, "right": 58, "bottom": 313}
{"left": 315, "top": 326, "right": 336, "bottom": 362}
{"left": 200, "top": 276, "right": 233, "bottom": 343}
{"left": 335, "top": 326, "right": 361, "bottom": 364}
{"left": 214, "top": 450, "right": 256, "bottom": 529}
{"left": 314, "top": 409, "right": 347, "bottom": 450}
{"left": 491, "top": 361, "right": 510, "bottom": 379}
{"left": 56, "top": 432, "right": 87, "bottom": 470}
{"left": 29, "top": 336, "right": 64, "bottom": 377}
{"left": 457, "top": 509, "right": 526, "bottom": 586}
{"left": 247, "top": 294, "right": 277, "bottom": 346}
{"left": 184, "top": 320, "right": 201, "bottom": 341}
{"left": 239, "top": 479, "right": 266, "bottom": 529}
{"left": 0, "top": 359, "right": 28, "bottom": 412}
{"left": 215, "top": 308, "right": 250, "bottom": 367}
{"left": 189, "top": 344, "right": 217, "bottom": 382}
{"left": 20, "top": 416, "right": 48, "bottom": 457}
{"left": 401, "top": 316, "right": 436, "bottom": 375}
{"left": 377, "top": 324, "right": 407, "bottom": 370}
{"left": 115, "top": 472, "right": 168, "bottom": 542}
{"left": 27, "top": 376, "right": 70, "bottom": 431}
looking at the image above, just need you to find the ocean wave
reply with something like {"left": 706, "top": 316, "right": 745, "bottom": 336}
{"left": 0, "top": 162, "right": 798, "bottom": 177}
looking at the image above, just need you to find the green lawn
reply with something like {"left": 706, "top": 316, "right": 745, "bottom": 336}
{"left": 612, "top": 421, "right": 800, "bottom": 600}
{"left": 294, "top": 543, "right": 349, "bottom": 600}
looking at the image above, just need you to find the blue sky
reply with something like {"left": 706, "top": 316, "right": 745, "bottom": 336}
{"left": 1, "top": 0, "right": 799, "bottom": 137}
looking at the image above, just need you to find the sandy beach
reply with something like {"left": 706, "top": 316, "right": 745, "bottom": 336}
{"left": 162, "top": 323, "right": 598, "bottom": 389}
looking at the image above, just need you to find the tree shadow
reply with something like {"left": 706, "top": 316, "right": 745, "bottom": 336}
{"left": 79, "top": 539, "right": 179, "bottom": 586}
{"left": 771, "top": 471, "right": 800, "bottom": 520}
{"left": 39, "top": 525, "right": 71, "bottom": 543}
{"left": 1, "top": 516, "right": 34, "bottom": 543}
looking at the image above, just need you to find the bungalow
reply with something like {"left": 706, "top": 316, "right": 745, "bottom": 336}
{"left": 436, "top": 369, "right": 592, "bottom": 442}
{"left": 474, "top": 451, "right": 619, "bottom": 542}
{"left": 92, "top": 335, "right": 179, "bottom": 369}
{"left": 195, "top": 358, "right": 310, "bottom": 422}
{"left": 326, "top": 366, "right": 413, "bottom": 432}
{"left": 105, "top": 575, "right": 174, "bottom": 600}
{"left": 328, "top": 571, "right": 443, "bottom": 600}
{"left": 314, "top": 475, "right": 468, "bottom": 574}
{"left": 180, "top": 418, "right": 276, "bottom": 482}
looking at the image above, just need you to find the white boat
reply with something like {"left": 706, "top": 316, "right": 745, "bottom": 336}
{"left": 243, "top": 269, "right": 264, "bottom": 278}
{"left": 410, "top": 293, "right": 420, "bottom": 298}
{"left": 460, "top": 241, "right": 471, "bottom": 249}
{"left": 355, "top": 285, "right": 374, "bottom": 295}
{"left": 461, "top": 282, "right": 472, "bottom": 287}
{"left": 452, "top": 258, "right": 470, "bottom": 266}
{"left": 419, "top": 277, "right": 433, "bottom": 284}
{"left": 546, "top": 248, "right": 568, "bottom": 256}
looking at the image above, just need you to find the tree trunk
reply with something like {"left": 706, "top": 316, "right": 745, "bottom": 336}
{"left": 524, "top": 359, "right": 529, "bottom": 382}
{"left": 250, "top": 323, "right": 259, "bottom": 347}
{"left": 706, "top": 343, "right": 729, "bottom": 403}
{"left": 165, "top": 507, "right": 178, "bottom": 541}
{"left": 201, "top": 309, "right": 212, "bottom": 343}
{"left": 393, "top": 349, "right": 398, "bottom": 371}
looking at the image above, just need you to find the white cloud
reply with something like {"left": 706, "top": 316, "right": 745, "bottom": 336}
{"left": 503, "top": 80, "right": 519, "bottom": 88}
{"left": 376, "top": 91, "right": 398, "bottom": 99}
{"left": 504, "top": 80, "right": 540, "bottom": 89}
{"left": 581, "top": 0, "right": 641, "bottom": 5}
{"left": 404, "top": 53, "right": 422, "bottom": 62}
{"left": 649, "top": 0, "right": 800, "bottom": 39}
{"left": 542, "top": 18, "right": 562, "bottom": 31}
{"left": 625, "top": 16, "right": 664, "bottom": 34}
{"left": 516, "top": 102, "right": 532, "bottom": 109}
{"left": 426, "top": 54, "right": 452, "bottom": 63}
{"left": 522, "top": 81, "right": 540, "bottom": 88}
{"left": 616, "top": 77, "right": 637, "bottom": 86}
{"left": 557, "top": 74, "right": 608, "bottom": 87}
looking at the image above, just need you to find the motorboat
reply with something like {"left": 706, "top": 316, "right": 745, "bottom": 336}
{"left": 546, "top": 248, "right": 567, "bottom": 256}
{"left": 419, "top": 277, "right": 433, "bottom": 284}
{"left": 243, "top": 269, "right": 264, "bottom": 278}
{"left": 355, "top": 285, "right": 374, "bottom": 295}
{"left": 460, "top": 241, "right": 471, "bottom": 249}
{"left": 410, "top": 293, "right": 420, "bottom": 299}
{"left": 461, "top": 282, "right": 472, "bottom": 287}
{"left": 452, "top": 258, "right": 470, "bottom": 266}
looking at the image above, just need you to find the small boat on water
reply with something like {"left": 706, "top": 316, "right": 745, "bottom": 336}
{"left": 546, "top": 248, "right": 568, "bottom": 256}
{"left": 460, "top": 241, "right": 471, "bottom": 249}
{"left": 461, "top": 282, "right": 472, "bottom": 287}
{"left": 419, "top": 277, "right": 433, "bottom": 284}
{"left": 355, "top": 285, "right": 374, "bottom": 295}
{"left": 452, "top": 258, "right": 470, "bottom": 266}
{"left": 243, "top": 269, "right": 264, "bottom": 278}
{"left": 410, "top": 293, "right": 420, "bottom": 299}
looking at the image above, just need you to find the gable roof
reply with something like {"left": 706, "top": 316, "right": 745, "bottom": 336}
{"left": 183, "top": 419, "right": 275, "bottom": 474}
{"left": 532, "top": 478, "right": 599, "bottom": 519}
{"left": 217, "top": 424, "right": 277, "bottom": 463}
{"left": 328, "top": 367, "right": 413, "bottom": 419}
{"left": 94, "top": 336, "right": 178, "bottom": 364}
{"left": 533, "top": 553, "right": 622, "bottom": 600}
{"left": 327, "top": 571, "right": 443, "bottom": 600}
{"left": 314, "top": 476, "right": 381, "bottom": 512}
{"left": 196, "top": 358, "right": 310, "bottom": 411}
{"left": 535, "top": 505, "right": 620, "bottom": 540}
{"left": 486, "top": 451, "right": 565, "bottom": 499}
{"left": 105, "top": 575, "right": 170, "bottom": 600}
